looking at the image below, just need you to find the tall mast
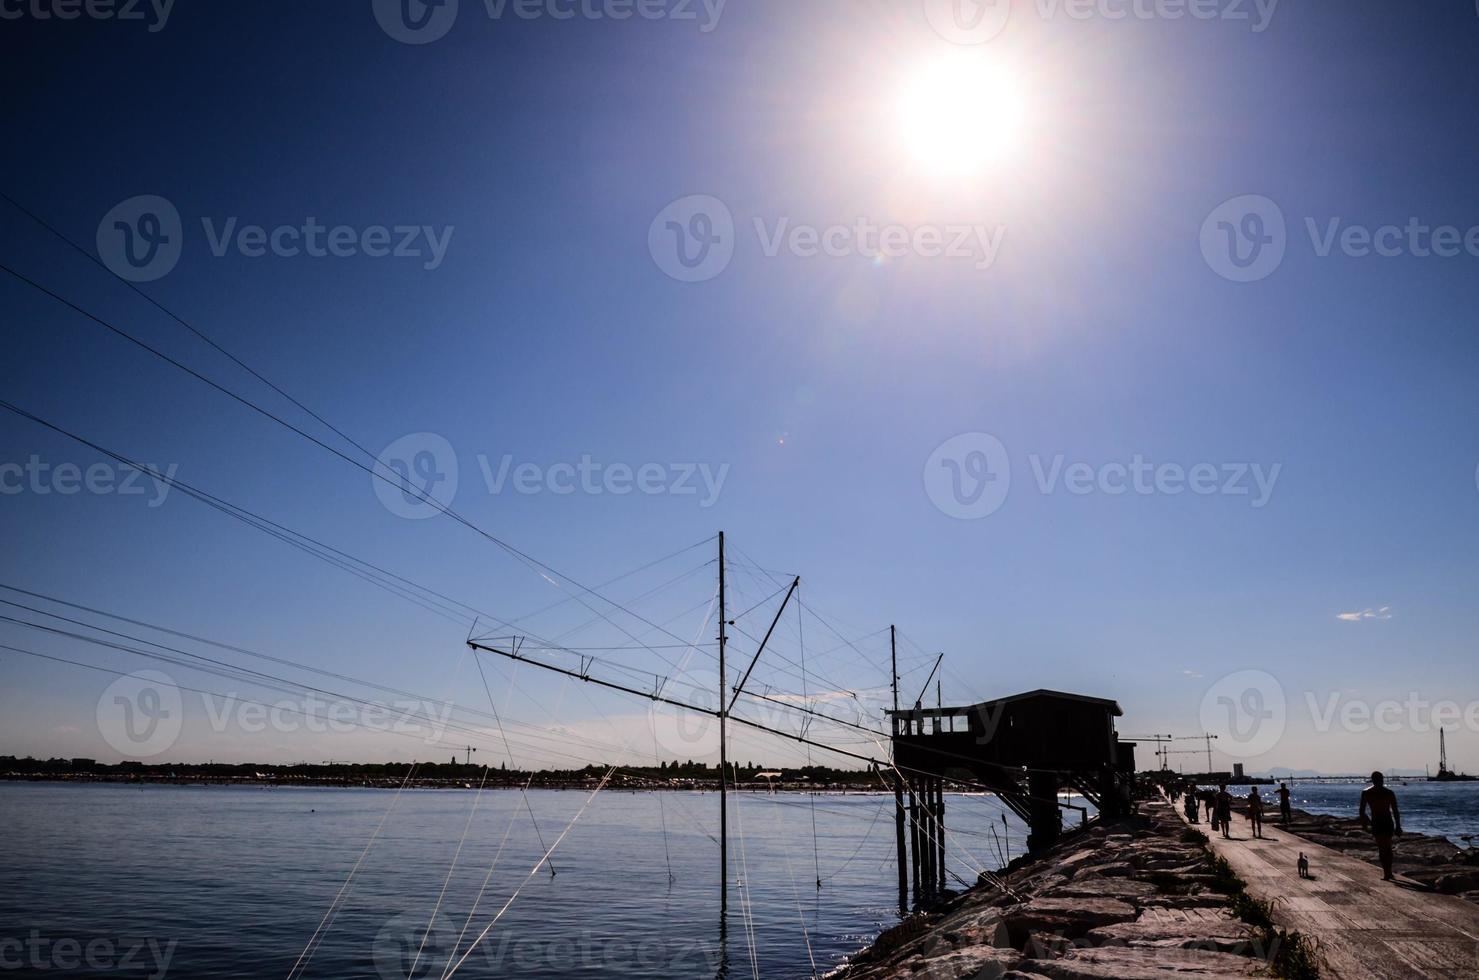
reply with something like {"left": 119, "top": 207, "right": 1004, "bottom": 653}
{"left": 717, "top": 531, "right": 729, "bottom": 916}
{"left": 890, "top": 625, "right": 899, "bottom": 716}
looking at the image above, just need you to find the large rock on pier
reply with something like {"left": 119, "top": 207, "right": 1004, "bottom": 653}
{"left": 833, "top": 801, "right": 1274, "bottom": 979}
{"left": 1000, "top": 897, "right": 1138, "bottom": 947}
{"left": 1018, "top": 947, "right": 1262, "bottom": 978}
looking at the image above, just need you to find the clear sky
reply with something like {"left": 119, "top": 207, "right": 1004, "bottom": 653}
{"left": 2, "top": 0, "right": 1478, "bottom": 776}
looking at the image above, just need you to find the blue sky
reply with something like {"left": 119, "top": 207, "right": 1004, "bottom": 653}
{"left": 2, "top": 0, "right": 1478, "bottom": 775}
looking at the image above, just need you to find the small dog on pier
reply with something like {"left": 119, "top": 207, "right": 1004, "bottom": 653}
{"left": 1297, "top": 852, "right": 1310, "bottom": 879}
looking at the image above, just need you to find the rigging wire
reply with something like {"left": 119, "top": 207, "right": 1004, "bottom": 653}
{"left": 286, "top": 760, "right": 421, "bottom": 980}
{"left": 0, "top": 263, "right": 727, "bottom": 670}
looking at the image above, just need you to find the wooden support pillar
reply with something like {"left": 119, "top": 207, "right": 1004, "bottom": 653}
{"left": 922, "top": 778, "right": 937, "bottom": 900}
{"left": 935, "top": 778, "right": 946, "bottom": 892}
{"left": 1027, "top": 770, "right": 1062, "bottom": 854}
{"left": 894, "top": 773, "right": 908, "bottom": 914}
{"left": 908, "top": 778, "right": 921, "bottom": 907}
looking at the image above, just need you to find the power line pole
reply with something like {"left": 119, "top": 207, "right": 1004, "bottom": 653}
{"left": 717, "top": 531, "right": 729, "bottom": 917}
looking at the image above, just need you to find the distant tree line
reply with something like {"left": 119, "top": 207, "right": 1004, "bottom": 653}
{"left": 0, "top": 755, "right": 877, "bottom": 788}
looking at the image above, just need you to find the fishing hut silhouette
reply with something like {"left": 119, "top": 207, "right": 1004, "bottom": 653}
{"left": 887, "top": 688, "right": 1134, "bottom": 909}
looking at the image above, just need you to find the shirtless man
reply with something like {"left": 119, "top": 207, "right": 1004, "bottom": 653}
{"left": 1277, "top": 782, "right": 1292, "bottom": 825}
{"left": 1358, "top": 770, "right": 1403, "bottom": 881}
{"left": 1247, "top": 787, "right": 1265, "bottom": 838}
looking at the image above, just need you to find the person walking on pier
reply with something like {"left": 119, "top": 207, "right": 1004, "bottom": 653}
{"left": 1277, "top": 782, "right": 1292, "bottom": 825}
{"left": 1246, "top": 787, "right": 1265, "bottom": 838}
{"left": 1215, "top": 784, "right": 1233, "bottom": 839}
{"left": 1359, "top": 771, "right": 1403, "bottom": 881}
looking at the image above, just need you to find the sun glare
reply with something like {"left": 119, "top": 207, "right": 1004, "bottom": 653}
{"left": 896, "top": 54, "right": 1025, "bottom": 179}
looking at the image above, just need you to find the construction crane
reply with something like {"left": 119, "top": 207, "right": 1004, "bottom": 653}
{"left": 1123, "top": 734, "right": 1173, "bottom": 770}
{"left": 1171, "top": 734, "right": 1220, "bottom": 773}
{"left": 1161, "top": 735, "right": 1221, "bottom": 774}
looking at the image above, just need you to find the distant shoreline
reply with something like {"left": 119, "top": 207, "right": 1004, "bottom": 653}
{"left": 0, "top": 780, "right": 887, "bottom": 792}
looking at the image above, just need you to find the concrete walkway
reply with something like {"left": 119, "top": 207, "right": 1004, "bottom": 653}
{"left": 1177, "top": 803, "right": 1479, "bottom": 978}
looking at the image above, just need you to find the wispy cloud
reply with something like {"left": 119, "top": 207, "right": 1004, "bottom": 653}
{"left": 1336, "top": 606, "right": 1392, "bottom": 622}
{"left": 1181, "top": 669, "right": 1203, "bottom": 679}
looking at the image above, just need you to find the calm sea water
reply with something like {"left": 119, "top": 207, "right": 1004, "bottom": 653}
{"left": 1191, "top": 780, "right": 1479, "bottom": 846}
{"left": 1281, "top": 780, "right": 1479, "bottom": 846}
{"left": 0, "top": 783, "right": 1040, "bottom": 979}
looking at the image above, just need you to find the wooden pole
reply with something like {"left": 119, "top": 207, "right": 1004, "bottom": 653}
{"left": 890, "top": 625, "right": 899, "bottom": 716}
{"left": 935, "top": 778, "right": 946, "bottom": 893}
{"left": 908, "top": 777, "right": 921, "bottom": 907}
{"left": 926, "top": 780, "right": 939, "bottom": 898}
{"left": 890, "top": 626, "right": 907, "bottom": 912}
{"left": 718, "top": 531, "right": 728, "bottom": 917}
{"left": 894, "top": 771, "right": 907, "bottom": 913}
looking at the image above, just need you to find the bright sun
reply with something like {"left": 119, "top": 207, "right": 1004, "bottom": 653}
{"left": 896, "top": 54, "right": 1026, "bottom": 179}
